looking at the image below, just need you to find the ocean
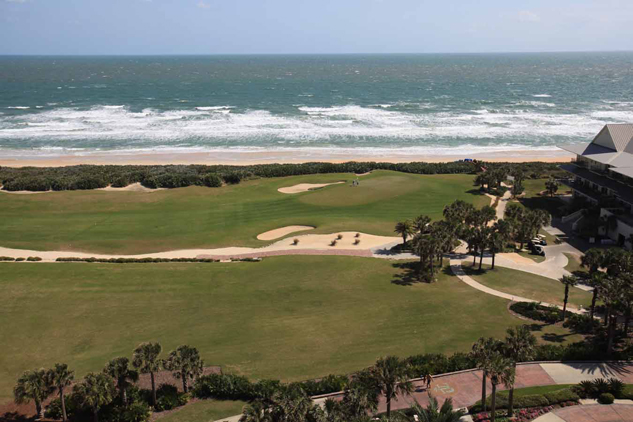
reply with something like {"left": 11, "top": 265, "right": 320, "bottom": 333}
{"left": 1, "top": 52, "right": 632, "bottom": 160}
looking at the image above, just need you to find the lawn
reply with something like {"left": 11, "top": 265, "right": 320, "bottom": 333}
{"left": 0, "top": 256, "right": 579, "bottom": 404}
{"left": 564, "top": 253, "right": 586, "bottom": 275}
{"left": 461, "top": 263, "right": 593, "bottom": 308}
{"left": 0, "top": 171, "right": 487, "bottom": 254}
{"left": 158, "top": 399, "right": 246, "bottom": 422}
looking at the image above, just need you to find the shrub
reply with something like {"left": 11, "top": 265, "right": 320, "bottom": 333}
{"left": 202, "top": 173, "right": 223, "bottom": 188}
{"left": 598, "top": 393, "right": 614, "bottom": 404}
{"left": 15, "top": 257, "right": 25, "bottom": 262}
{"left": 330, "top": 240, "right": 337, "bottom": 246}
{"left": 0, "top": 256, "right": 16, "bottom": 261}
{"left": 337, "top": 234, "right": 343, "bottom": 240}
{"left": 122, "top": 402, "right": 151, "bottom": 422}
{"left": 193, "top": 373, "right": 255, "bottom": 401}
{"left": 26, "top": 256, "right": 42, "bottom": 262}
{"left": 510, "top": 302, "right": 562, "bottom": 324}
{"left": 543, "top": 388, "right": 579, "bottom": 405}
{"left": 563, "top": 313, "right": 601, "bottom": 334}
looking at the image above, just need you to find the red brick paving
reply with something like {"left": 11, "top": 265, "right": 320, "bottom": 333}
{"left": 554, "top": 404, "right": 633, "bottom": 422}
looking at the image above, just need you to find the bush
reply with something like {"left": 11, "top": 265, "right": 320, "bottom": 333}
{"left": 563, "top": 313, "right": 601, "bottom": 334}
{"left": 573, "top": 378, "right": 624, "bottom": 399}
{"left": 510, "top": 302, "right": 562, "bottom": 324}
{"left": 598, "top": 393, "right": 614, "bottom": 404}
{"left": 202, "top": 173, "right": 223, "bottom": 188}
{"left": 543, "top": 388, "right": 580, "bottom": 405}
{"left": 0, "top": 256, "right": 15, "bottom": 261}
{"left": 122, "top": 402, "right": 151, "bottom": 422}
{"left": 15, "top": 257, "right": 25, "bottom": 262}
{"left": 26, "top": 256, "right": 42, "bottom": 262}
{"left": 193, "top": 373, "right": 256, "bottom": 401}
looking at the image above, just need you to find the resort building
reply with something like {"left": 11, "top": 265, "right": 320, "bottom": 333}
{"left": 559, "top": 124, "right": 633, "bottom": 247}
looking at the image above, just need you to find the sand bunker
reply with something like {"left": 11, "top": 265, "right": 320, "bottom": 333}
{"left": 257, "top": 225, "right": 315, "bottom": 240}
{"left": 278, "top": 182, "right": 344, "bottom": 194}
{"left": 0, "top": 182, "right": 162, "bottom": 194}
{"left": 98, "top": 183, "right": 164, "bottom": 192}
{"left": 0, "top": 232, "right": 401, "bottom": 262}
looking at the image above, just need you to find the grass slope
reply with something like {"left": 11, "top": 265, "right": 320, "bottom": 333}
{"left": 0, "top": 171, "right": 487, "bottom": 254}
{"left": 462, "top": 264, "right": 593, "bottom": 308}
{"left": 158, "top": 399, "right": 246, "bottom": 422}
{"left": 0, "top": 257, "right": 579, "bottom": 403}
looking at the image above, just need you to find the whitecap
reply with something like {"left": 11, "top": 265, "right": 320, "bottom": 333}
{"left": 533, "top": 94, "right": 552, "bottom": 98}
{"left": 6, "top": 106, "right": 30, "bottom": 110}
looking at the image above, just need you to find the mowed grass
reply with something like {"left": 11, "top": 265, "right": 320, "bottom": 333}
{"left": 0, "top": 256, "right": 576, "bottom": 403}
{"left": 158, "top": 399, "right": 246, "bottom": 422}
{"left": 461, "top": 264, "right": 593, "bottom": 308}
{"left": 0, "top": 171, "right": 487, "bottom": 254}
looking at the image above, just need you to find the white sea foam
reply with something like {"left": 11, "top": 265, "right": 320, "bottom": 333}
{"left": 6, "top": 106, "right": 30, "bottom": 110}
{"left": 533, "top": 94, "right": 552, "bottom": 98}
{"left": 1, "top": 104, "right": 632, "bottom": 153}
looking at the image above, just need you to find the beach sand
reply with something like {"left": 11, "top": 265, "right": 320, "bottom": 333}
{"left": 0, "top": 149, "right": 574, "bottom": 167}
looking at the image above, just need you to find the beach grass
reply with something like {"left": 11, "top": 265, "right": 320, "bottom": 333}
{"left": 0, "top": 171, "right": 487, "bottom": 255}
{"left": 461, "top": 263, "right": 593, "bottom": 308}
{"left": 0, "top": 256, "right": 582, "bottom": 403}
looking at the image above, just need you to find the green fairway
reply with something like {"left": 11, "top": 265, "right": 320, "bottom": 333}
{"left": 0, "top": 171, "right": 487, "bottom": 254}
{"left": 0, "top": 257, "right": 580, "bottom": 403}
{"left": 461, "top": 263, "right": 593, "bottom": 308}
{"left": 159, "top": 399, "right": 246, "bottom": 422}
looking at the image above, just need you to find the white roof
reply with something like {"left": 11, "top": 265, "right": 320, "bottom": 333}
{"left": 558, "top": 124, "right": 633, "bottom": 170}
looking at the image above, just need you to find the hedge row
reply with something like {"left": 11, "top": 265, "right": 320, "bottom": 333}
{"left": 0, "top": 161, "right": 564, "bottom": 192}
{"left": 0, "top": 256, "right": 41, "bottom": 262}
{"left": 511, "top": 302, "right": 562, "bottom": 324}
{"left": 55, "top": 257, "right": 261, "bottom": 263}
{"left": 192, "top": 373, "right": 348, "bottom": 402}
{"left": 469, "top": 388, "right": 579, "bottom": 413}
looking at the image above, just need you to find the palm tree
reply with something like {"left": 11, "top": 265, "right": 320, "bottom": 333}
{"left": 269, "top": 384, "right": 316, "bottom": 422}
{"left": 545, "top": 178, "right": 559, "bottom": 197}
{"left": 409, "top": 395, "right": 465, "bottom": 422}
{"left": 164, "top": 345, "right": 204, "bottom": 393}
{"left": 132, "top": 342, "right": 162, "bottom": 407}
{"left": 581, "top": 248, "right": 605, "bottom": 274}
{"left": 394, "top": 220, "right": 415, "bottom": 245}
{"left": 47, "top": 363, "right": 74, "bottom": 422}
{"left": 587, "top": 272, "right": 606, "bottom": 321}
{"left": 103, "top": 357, "right": 139, "bottom": 405}
{"left": 470, "top": 337, "right": 500, "bottom": 413}
{"left": 239, "top": 400, "right": 271, "bottom": 422}
{"left": 413, "top": 215, "right": 432, "bottom": 234}
{"left": 13, "top": 368, "right": 53, "bottom": 419}
{"left": 487, "top": 354, "right": 515, "bottom": 422}
{"left": 599, "top": 276, "right": 628, "bottom": 355}
{"left": 503, "top": 326, "right": 536, "bottom": 417}
{"left": 559, "top": 275, "right": 578, "bottom": 321}
{"left": 73, "top": 372, "right": 115, "bottom": 422}
{"left": 341, "top": 369, "right": 381, "bottom": 419}
{"left": 371, "top": 356, "right": 414, "bottom": 420}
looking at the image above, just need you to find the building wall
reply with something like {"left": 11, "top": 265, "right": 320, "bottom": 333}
{"left": 601, "top": 208, "right": 633, "bottom": 249}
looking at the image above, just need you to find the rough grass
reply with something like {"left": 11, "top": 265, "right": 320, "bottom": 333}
{"left": 461, "top": 263, "right": 593, "bottom": 308}
{"left": 0, "top": 171, "right": 487, "bottom": 254}
{"left": 0, "top": 257, "right": 579, "bottom": 403}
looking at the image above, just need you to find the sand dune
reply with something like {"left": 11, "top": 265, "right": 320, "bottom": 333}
{"left": 278, "top": 182, "right": 345, "bottom": 194}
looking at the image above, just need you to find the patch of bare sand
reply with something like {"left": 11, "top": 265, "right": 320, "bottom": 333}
{"left": 98, "top": 183, "right": 165, "bottom": 192}
{"left": 0, "top": 232, "right": 401, "bottom": 262}
{"left": 257, "top": 225, "right": 315, "bottom": 240}
{"left": 497, "top": 252, "right": 536, "bottom": 265}
{"left": 278, "top": 181, "right": 344, "bottom": 194}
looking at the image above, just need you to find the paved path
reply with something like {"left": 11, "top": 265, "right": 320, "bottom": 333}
{"left": 533, "top": 404, "right": 633, "bottom": 422}
{"left": 449, "top": 257, "right": 587, "bottom": 315}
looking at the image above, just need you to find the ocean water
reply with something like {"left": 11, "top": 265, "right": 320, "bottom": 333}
{"left": 1, "top": 53, "right": 633, "bottom": 158}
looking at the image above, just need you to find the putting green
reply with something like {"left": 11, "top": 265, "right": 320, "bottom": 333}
{"left": 0, "top": 171, "right": 487, "bottom": 254}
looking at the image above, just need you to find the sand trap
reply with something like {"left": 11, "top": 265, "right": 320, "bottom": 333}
{"left": 498, "top": 253, "right": 537, "bottom": 265}
{"left": 257, "top": 225, "right": 315, "bottom": 240}
{"left": 278, "top": 182, "right": 344, "bottom": 194}
{"left": 0, "top": 182, "right": 163, "bottom": 194}
{"left": 0, "top": 232, "right": 401, "bottom": 262}
{"left": 98, "top": 183, "right": 164, "bottom": 192}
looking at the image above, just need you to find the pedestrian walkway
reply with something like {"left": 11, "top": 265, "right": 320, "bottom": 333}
{"left": 448, "top": 258, "right": 587, "bottom": 315}
{"left": 533, "top": 403, "right": 633, "bottom": 422}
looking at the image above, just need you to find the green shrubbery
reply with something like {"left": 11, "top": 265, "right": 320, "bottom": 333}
{"left": 469, "top": 388, "right": 578, "bottom": 413}
{"left": 0, "top": 161, "right": 564, "bottom": 192}
{"left": 573, "top": 378, "right": 625, "bottom": 399}
{"left": 510, "top": 302, "right": 562, "bottom": 324}
{"left": 598, "top": 393, "right": 615, "bottom": 404}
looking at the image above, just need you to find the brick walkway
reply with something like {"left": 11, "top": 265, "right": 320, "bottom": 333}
{"left": 534, "top": 404, "right": 633, "bottom": 421}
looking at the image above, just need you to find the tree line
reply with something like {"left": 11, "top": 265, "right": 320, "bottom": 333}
{"left": 0, "top": 161, "right": 564, "bottom": 192}
{"left": 394, "top": 200, "right": 551, "bottom": 281}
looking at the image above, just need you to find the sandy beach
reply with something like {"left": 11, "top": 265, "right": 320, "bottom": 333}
{"left": 0, "top": 149, "right": 574, "bottom": 167}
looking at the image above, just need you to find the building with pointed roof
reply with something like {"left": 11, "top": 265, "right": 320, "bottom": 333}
{"left": 558, "top": 124, "right": 633, "bottom": 247}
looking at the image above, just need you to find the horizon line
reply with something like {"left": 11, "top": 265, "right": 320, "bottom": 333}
{"left": 1, "top": 49, "right": 633, "bottom": 57}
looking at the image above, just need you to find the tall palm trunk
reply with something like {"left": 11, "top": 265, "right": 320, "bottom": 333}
{"left": 607, "top": 314, "right": 616, "bottom": 356}
{"left": 491, "top": 252, "right": 496, "bottom": 270}
{"left": 507, "top": 363, "right": 517, "bottom": 417}
{"left": 604, "top": 307, "right": 611, "bottom": 327}
{"left": 562, "top": 286, "right": 569, "bottom": 321}
{"left": 150, "top": 371, "right": 157, "bottom": 407}
{"left": 478, "top": 247, "right": 485, "bottom": 270}
{"left": 490, "top": 383, "right": 498, "bottom": 422}
{"left": 60, "top": 388, "right": 68, "bottom": 422}
{"left": 386, "top": 398, "right": 391, "bottom": 420}
{"left": 481, "top": 370, "right": 487, "bottom": 412}
{"left": 35, "top": 398, "right": 42, "bottom": 420}
{"left": 181, "top": 371, "right": 188, "bottom": 393}
{"left": 590, "top": 289, "right": 598, "bottom": 321}
{"left": 473, "top": 248, "right": 477, "bottom": 266}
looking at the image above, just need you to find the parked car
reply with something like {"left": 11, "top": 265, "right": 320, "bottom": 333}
{"left": 531, "top": 245, "right": 545, "bottom": 256}
{"left": 531, "top": 237, "right": 547, "bottom": 246}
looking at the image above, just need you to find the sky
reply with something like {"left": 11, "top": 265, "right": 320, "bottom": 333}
{"left": 1, "top": 0, "right": 632, "bottom": 55}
